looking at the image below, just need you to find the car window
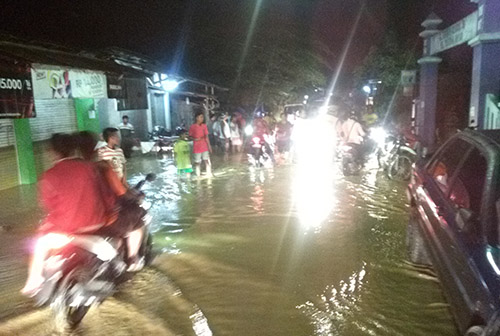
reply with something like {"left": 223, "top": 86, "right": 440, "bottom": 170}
{"left": 448, "top": 148, "right": 487, "bottom": 214}
{"left": 427, "top": 139, "right": 472, "bottom": 194}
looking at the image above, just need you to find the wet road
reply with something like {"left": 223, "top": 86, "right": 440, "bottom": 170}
{"left": 0, "top": 154, "right": 458, "bottom": 335}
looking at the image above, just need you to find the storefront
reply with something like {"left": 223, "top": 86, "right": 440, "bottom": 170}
{"left": 0, "top": 56, "right": 35, "bottom": 190}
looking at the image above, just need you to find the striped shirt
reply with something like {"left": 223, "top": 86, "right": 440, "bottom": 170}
{"left": 97, "top": 146, "right": 126, "bottom": 179}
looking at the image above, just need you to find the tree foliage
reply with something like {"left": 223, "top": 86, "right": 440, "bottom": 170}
{"left": 185, "top": 17, "right": 328, "bottom": 113}
{"left": 353, "top": 32, "right": 416, "bottom": 90}
{"left": 235, "top": 38, "right": 327, "bottom": 111}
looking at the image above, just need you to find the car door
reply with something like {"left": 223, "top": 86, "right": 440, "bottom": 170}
{"left": 442, "top": 146, "right": 495, "bottom": 324}
{"left": 414, "top": 138, "right": 475, "bottom": 325}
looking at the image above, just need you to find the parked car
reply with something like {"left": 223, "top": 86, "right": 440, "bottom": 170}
{"left": 406, "top": 129, "right": 500, "bottom": 336}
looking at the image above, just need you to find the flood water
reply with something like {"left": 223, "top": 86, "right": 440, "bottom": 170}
{"left": 0, "top": 154, "right": 458, "bottom": 335}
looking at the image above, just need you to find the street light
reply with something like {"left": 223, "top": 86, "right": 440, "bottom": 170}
{"left": 162, "top": 79, "right": 180, "bottom": 91}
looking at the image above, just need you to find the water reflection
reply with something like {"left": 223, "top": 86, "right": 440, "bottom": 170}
{"left": 297, "top": 263, "right": 367, "bottom": 335}
{"left": 250, "top": 185, "right": 265, "bottom": 214}
{"left": 291, "top": 164, "right": 336, "bottom": 234}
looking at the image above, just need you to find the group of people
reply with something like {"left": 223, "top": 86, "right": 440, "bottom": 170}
{"left": 172, "top": 111, "right": 248, "bottom": 179}
{"left": 208, "top": 112, "right": 246, "bottom": 154}
{"left": 22, "top": 127, "right": 146, "bottom": 296}
{"left": 171, "top": 105, "right": 384, "bottom": 178}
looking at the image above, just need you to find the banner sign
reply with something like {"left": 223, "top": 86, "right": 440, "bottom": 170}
{"left": 0, "top": 58, "right": 35, "bottom": 118}
{"left": 430, "top": 11, "right": 478, "bottom": 55}
{"left": 31, "top": 65, "right": 107, "bottom": 99}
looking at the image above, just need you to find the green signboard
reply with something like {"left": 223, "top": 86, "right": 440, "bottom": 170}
{"left": 430, "top": 11, "right": 478, "bottom": 55}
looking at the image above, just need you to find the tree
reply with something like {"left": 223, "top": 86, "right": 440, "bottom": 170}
{"left": 353, "top": 32, "right": 417, "bottom": 122}
{"left": 182, "top": 13, "right": 328, "bottom": 115}
{"left": 234, "top": 39, "right": 327, "bottom": 113}
{"left": 353, "top": 32, "right": 416, "bottom": 89}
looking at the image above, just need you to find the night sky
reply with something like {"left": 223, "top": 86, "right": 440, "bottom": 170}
{"left": 0, "top": 0, "right": 478, "bottom": 84}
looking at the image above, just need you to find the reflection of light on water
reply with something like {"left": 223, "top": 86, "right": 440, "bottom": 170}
{"left": 250, "top": 185, "right": 265, "bottom": 214}
{"left": 292, "top": 164, "right": 335, "bottom": 233}
{"left": 297, "top": 263, "right": 367, "bottom": 335}
{"left": 191, "top": 309, "right": 213, "bottom": 336}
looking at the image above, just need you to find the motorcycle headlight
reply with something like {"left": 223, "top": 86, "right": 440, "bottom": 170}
{"left": 245, "top": 125, "right": 254, "bottom": 136}
{"left": 370, "top": 127, "right": 387, "bottom": 146}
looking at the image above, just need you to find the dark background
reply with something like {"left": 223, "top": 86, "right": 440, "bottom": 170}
{"left": 0, "top": 0, "right": 477, "bottom": 85}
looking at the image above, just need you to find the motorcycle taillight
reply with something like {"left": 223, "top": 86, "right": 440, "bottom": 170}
{"left": 252, "top": 137, "right": 261, "bottom": 144}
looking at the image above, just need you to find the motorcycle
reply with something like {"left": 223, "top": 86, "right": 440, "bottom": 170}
{"left": 371, "top": 127, "right": 416, "bottom": 181}
{"left": 149, "top": 126, "right": 176, "bottom": 155}
{"left": 341, "top": 142, "right": 363, "bottom": 176}
{"left": 247, "top": 133, "right": 274, "bottom": 168}
{"left": 33, "top": 173, "right": 156, "bottom": 331}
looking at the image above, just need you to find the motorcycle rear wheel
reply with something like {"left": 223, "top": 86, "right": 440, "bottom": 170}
{"left": 53, "top": 268, "right": 91, "bottom": 331}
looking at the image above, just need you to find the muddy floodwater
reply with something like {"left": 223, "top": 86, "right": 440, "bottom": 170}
{"left": 0, "top": 155, "right": 458, "bottom": 335}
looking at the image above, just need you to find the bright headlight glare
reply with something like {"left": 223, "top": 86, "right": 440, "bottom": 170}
{"left": 370, "top": 127, "right": 387, "bottom": 146}
{"left": 40, "top": 233, "right": 73, "bottom": 250}
{"left": 245, "top": 125, "right": 254, "bottom": 136}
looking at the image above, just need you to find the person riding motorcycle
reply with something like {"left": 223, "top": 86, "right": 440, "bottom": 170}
{"left": 251, "top": 112, "right": 275, "bottom": 163}
{"left": 78, "top": 131, "right": 146, "bottom": 271}
{"left": 22, "top": 134, "right": 109, "bottom": 296}
{"left": 22, "top": 132, "right": 146, "bottom": 296}
{"left": 341, "top": 111, "right": 366, "bottom": 162}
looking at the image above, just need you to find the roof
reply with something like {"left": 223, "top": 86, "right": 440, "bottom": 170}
{"left": 0, "top": 35, "right": 229, "bottom": 92}
{"left": 0, "top": 37, "right": 149, "bottom": 77}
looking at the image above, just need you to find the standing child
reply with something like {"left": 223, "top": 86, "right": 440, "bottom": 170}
{"left": 189, "top": 112, "right": 213, "bottom": 177}
{"left": 174, "top": 131, "right": 193, "bottom": 178}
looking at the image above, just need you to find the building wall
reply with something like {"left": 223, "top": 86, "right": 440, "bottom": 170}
{"left": 149, "top": 91, "right": 166, "bottom": 129}
{"left": 118, "top": 109, "right": 150, "bottom": 140}
{"left": 30, "top": 99, "right": 78, "bottom": 177}
{"left": 97, "top": 98, "right": 151, "bottom": 140}
{"left": 171, "top": 99, "right": 204, "bottom": 130}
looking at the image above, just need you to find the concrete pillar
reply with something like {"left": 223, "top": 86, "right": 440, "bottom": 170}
{"left": 417, "top": 13, "right": 442, "bottom": 148}
{"left": 164, "top": 92, "right": 171, "bottom": 131}
{"left": 468, "top": 0, "right": 500, "bottom": 129}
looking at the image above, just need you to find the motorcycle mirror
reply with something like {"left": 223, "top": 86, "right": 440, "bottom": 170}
{"left": 145, "top": 173, "right": 156, "bottom": 182}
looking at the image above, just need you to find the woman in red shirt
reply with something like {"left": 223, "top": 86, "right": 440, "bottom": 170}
{"left": 189, "top": 112, "right": 213, "bottom": 178}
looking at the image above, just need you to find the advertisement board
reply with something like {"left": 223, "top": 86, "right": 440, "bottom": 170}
{"left": 0, "top": 58, "right": 35, "bottom": 118}
{"left": 31, "top": 65, "right": 107, "bottom": 99}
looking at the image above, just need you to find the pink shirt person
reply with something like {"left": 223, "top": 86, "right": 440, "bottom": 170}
{"left": 189, "top": 123, "right": 210, "bottom": 153}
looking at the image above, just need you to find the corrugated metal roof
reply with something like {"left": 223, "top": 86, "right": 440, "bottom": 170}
{"left": 0, "top": 39, "right": 150, "bottom": 77}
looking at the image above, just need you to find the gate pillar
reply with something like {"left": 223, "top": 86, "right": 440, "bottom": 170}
{"left": 469, "top": 0, "right": 500, "bottom": 129}
{"left": 417, "top": 13, "right": 442, "bottom": 148}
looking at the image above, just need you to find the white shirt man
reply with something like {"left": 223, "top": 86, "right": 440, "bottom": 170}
{"left": 341, "top": 118, "right": 366, "bottom": 145}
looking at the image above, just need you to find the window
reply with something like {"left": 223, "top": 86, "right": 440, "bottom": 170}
{"left": 448, "top": 148, "right": 487, "bottom": 215}
{"left": 427, "top": 139, "right": 472, "bottom": 193}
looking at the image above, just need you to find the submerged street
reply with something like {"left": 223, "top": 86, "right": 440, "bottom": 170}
{"left": 0, "top": 155, "right": 458, "bottom": 335}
